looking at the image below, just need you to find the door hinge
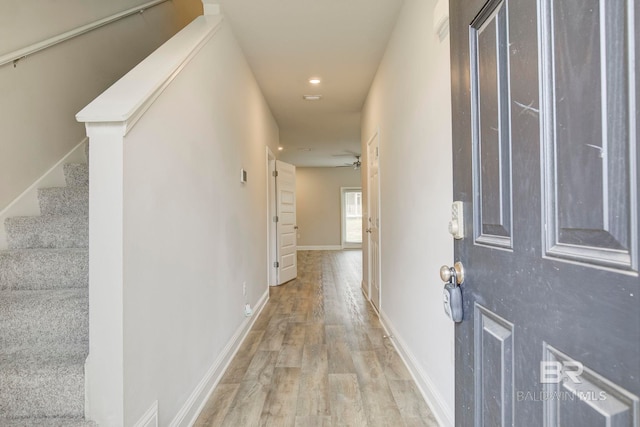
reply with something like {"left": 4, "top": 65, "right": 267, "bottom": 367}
{"left": 272, "top": 171, "right": 278, "bottom": 177}
{"left": 273, "top": 216, "right": 279, "bottom": 223}
{"left": 274, "top": 261, "right": 280, "bottom": 268}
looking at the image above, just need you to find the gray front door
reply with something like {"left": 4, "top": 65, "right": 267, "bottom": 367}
{"left": 450, "top": 0, "right": 639, "bottom": 425}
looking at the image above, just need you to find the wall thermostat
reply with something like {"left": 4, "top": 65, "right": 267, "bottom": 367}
{"left": 240, "top": 169, "right": 247, "bottom": 183}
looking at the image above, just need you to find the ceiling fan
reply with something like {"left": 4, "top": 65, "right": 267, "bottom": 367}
{"left": 336, "top": 155, "right": 361, "bottom": 170}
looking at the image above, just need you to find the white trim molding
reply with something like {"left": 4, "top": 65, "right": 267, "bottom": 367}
{"left": 378, "top": 310, "right": 454, "bottom": 427}
{"left": 133, "top": 401, "right": 158, "bottom": 427}
{"left": 169, "top": 291, "right": 269, "bottom": 427}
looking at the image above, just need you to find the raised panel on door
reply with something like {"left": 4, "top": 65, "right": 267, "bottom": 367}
{"left": 450, "top": 0, "right": 640, "bottom": 425}
{"left": 539, "top": 0, "right": 638, "bottom": 270}
{"left": 474, "top": 304, "right": 514, "bottom": 426}
{"left": 470, "top": 0, "right": 513, "bottom": 250}
{"left": 543, "top": 345, "right": 639, "bottom": 427}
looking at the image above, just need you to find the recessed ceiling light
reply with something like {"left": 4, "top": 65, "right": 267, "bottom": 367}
{"left": 309, "top": 78, "right": 321, "bottom": 85}
{"left": 303, "top": 95, "right": 322, "bottom": 101}
{"left": 278, "top": 146, "right": 284, "bottom": 151}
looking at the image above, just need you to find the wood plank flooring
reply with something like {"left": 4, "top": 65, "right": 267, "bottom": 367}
{"left": 195, "top": 250, "right": 438, "bottom": 427}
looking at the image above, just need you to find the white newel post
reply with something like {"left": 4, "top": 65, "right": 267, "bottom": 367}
{"left": 83, "top": 123, "right": 127, "bottom": 426}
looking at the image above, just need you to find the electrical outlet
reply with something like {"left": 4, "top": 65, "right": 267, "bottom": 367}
{"left": 244, "top": 304, "right": 253, "bottom": 317}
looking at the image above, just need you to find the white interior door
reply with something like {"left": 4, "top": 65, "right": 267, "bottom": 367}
{"left": 367, "top": 133, "right": 381, "bottom": 310}
{"left": 267, "top": 148, "right": 277, "bottom": 286}
{"left": 276, "top": 160, "right": 297, "bottom": 285}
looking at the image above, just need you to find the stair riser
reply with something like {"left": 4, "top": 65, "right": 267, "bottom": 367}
{"left": 5, "top": 216, "right": 88, "bottom": 249}
{"left": 0, "top": 366, "right": 84, "bottom": 418}
{"left": 64, "top": 164, "right": 89, "bottom": 187}
{"left": 0, "top": 250, "right": 88, "bottom": 291}
{"left": 38, "top": 188, "right": 88, "bottom": 216}
{"left": 0, "top": 291, "right": 89, "bottom": 348}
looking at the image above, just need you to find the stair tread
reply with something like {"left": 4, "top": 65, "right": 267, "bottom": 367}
{"left": 0, "top": 248, "right": 88, "bottom": 291}
{"left": 0, "top": 418, "right": 96, "bottom": 427}
{"left": 0, "top": 344, "right": 87, "bottom": 418}
{"left": 1, "top": 247, "right": 88, "bottom": 254}
{"left": 5, "top": 215, "right": 88, "bottom": 224}
{"left": 4, "top": 216, "right": 88, "bottom": 249}
{"left": 0, "top": 287, "right": 89, "bottom": 303}
{"left": 38, "top": 188, "right": 88, "bottom": 197}
{"left": 0, "top": 289, "right": 89, "bottom": 347}
{"left": 0, "top": 344, "right": 88, "bottom": 370}
{"left": 38, "top": 187, "right": 88, "bottom": 216}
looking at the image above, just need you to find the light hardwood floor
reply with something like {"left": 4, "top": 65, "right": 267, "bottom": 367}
{"left": 195, "top": 250, "right": 438, "bottom": 427}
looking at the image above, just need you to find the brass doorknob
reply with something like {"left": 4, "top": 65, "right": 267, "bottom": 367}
{"left": 439, "top": 262, "right": 465, "bottom": 285}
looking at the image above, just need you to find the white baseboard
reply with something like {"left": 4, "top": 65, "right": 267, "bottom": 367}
{"left": 168, "top": 290, "right": 270, "bottom": 427}
{"left": 0, "top": 138, "right": 88, "bottom": 250}
{"left": 297, "top": 245, "right": 342, "bottom": 251}
{"left": 133, "top": 401, "right": 158, "bottom": 427}
{"left": 378, "top": 309, "right": 454, "bottom": 427}
{"left": 361, "top": 280, "right": 369, "bottom": 298}
{"left": 342, "top": 244, "right": 362, "bottom": 250}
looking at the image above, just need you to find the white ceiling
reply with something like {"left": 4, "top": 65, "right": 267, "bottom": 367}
{"left": 217, "top": 0, "right": 405, "bottom": 167}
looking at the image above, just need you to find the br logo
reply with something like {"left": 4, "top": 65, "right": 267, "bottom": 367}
{"left": 540, "top": 361, "right": 584, "bottom": 384}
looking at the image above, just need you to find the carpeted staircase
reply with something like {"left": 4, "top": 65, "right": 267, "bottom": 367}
{"left": 0, "top": 154, "right": 95, "bottom": 426}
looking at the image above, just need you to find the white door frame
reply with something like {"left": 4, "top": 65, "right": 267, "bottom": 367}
{"left": 266, "top": 146, "right": 277, "bottom": 286}
{"left": 366, "top": 130, "right": 382, "bottom": 311}
{"left": 340, "top": 186, "right": 363, "bottom": 249}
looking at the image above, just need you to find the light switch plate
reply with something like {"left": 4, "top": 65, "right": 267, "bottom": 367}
{"left": 448, "top": 201, "right": 464, "bottom": 239}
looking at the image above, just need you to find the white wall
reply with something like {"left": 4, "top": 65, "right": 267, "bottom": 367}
{"left": 361, "top": 0, "right": 455, "bottom": 425}
{"left": 120, "top": 19, "right": 279, "bottom": 426}
{"left": 0, "top": 0, "right": 201, "bottom": 211}
{"left": 296, "top": 167, "right": 362, "bottom": 248}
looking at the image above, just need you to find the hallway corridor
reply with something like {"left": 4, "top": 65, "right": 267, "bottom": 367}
{"left": 195, "top": 250, "right": 438, "bottom": 426}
